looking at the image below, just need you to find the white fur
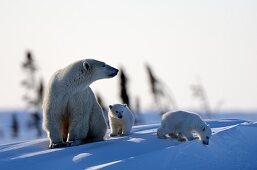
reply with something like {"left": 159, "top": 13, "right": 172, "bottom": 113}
{"left": 108, "top": 104, "right": 135, "bottom": 136}
{"left": 43, "top": 59, "right": 118, "bottom": 148}
{"left": 157, "top": 110, "right": 212, "bottom": 145}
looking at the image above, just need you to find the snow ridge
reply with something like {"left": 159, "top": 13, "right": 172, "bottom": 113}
{"left": 0, "top": 119, "right": 256, "bottom": 170}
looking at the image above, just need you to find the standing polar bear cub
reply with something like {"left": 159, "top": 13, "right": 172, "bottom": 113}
{"left": 43, "top": 59, "right": 118, "bottom": 148}
{"left": 108, "top": 104, "right": 135, "bottom": 136}
{"left": 157, "top": 110, "right": 212, "bottom": 145}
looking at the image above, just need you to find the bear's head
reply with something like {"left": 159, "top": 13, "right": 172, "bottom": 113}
{"left": 198, "top": 123, "right": 212, "bottom": 145}
{"left": 108, "top": 104, "right": 128, "bottom": 119}
{"left": 82, "top": 59, "right": 119, "bottom": 84}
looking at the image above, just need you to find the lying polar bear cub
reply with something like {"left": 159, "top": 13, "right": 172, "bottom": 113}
{"left": 157, "top": 110, "right": 212, "bottom": 145}
{"left": 108, "top": 104, "right": 135, "bottom": 137}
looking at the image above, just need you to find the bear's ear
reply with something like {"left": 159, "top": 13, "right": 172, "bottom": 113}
{"left": 83, "top": 61, "right": 90, "bottom": 71}
{"left": 123, "top": 104, "right": 127, "bottom": 107}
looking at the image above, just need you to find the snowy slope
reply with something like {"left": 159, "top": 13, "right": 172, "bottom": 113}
{"left": 0, "top": 119, "right": 257, "bottom": 170}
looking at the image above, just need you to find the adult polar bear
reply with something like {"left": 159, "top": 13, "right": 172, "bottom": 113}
{"left": 157, "top": 110, "right": 212, "bottom": 145}
{"left": 43, "top": 59, "right": 118, "bottom": 148}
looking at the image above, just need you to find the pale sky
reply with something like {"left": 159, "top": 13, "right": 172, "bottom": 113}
{"left": 0, "top": 0, "right": 257, "bottom": 111}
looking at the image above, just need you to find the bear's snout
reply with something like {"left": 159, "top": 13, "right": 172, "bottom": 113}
{"left": 109, "top": 68, "right": 119, "bottom": 77}
{"left": 107, "top": 66, "right": 119, "bottom": 77}
{"left": 114, "top": 68, "right": 119, "bottom": 74}
{"left": 118, "top": 114, "right": 123, "bottom": 119}
{"left": 202, "top": 140, "right": 209, "bottom": 145}
{"left": 109, "top": 105, "right": 113, "bottom": 109}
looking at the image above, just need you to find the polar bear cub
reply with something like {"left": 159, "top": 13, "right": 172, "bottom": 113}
{"left": 108, "top": 104, "right": 135, "bottom": 136}
{"left": 157, "top": 110, "right": 212, "bottom": 145}
{"left": 43, "top": 59, "right": 118, "bottom": 148}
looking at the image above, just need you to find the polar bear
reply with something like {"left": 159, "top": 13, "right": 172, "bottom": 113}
{"left": 42, "top": 59, "right": 119, "bottom": 148}
{"left": 157, "top": 110, "right": 212, "bottom": 145}
{"left": 108, "top": 104, "right": 135, "bottom": 137}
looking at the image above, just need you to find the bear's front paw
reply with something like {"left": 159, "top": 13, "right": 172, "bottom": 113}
{"left": 121, "top": 132, "right": 130, "bottom": 136}
{"left": 49, "top": 143, "right": 68, "bottom": 149}
{"left": 177, "top": 138, "right": 187, "bottom": 142}
{"left": 68, "top": 140, "right": 84, "bottom": 146}
{"left": 169, "top": 133, "right": 179, "bottom": 139}
{"left": 110, "top": 133, "right": 117, "bottom": 137}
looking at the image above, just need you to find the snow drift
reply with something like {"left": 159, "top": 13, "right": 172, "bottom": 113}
{"left": 0, "top": 119, "right": 257, "bottom": 170}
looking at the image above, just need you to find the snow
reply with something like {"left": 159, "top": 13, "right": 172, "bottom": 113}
{"left": 0, "top": 119, "right": 257, "bottom": 170}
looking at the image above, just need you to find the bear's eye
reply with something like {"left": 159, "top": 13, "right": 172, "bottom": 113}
{"left": 102, "top": 64, "right": 106, "bottom": 67}
{"left": 85, "top": 63, "right": 89, "bottom": 70}
{"left": 206, "top": 136, "right": 209, "bottom": 139}
{"left": 115, "top": 111, "right": 119, "bottom": 114}
{"left": 202, "top": 127, "right": 205, "bottom": 131}
{"left": 121, "top": 111, "right": 123, "bottom": 113}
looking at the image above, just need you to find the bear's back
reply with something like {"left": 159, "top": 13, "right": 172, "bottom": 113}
{"left": 162, "top": 110, "right": 201, "bottom": 126}
{"left": 123, "top": 107, "right": 135, "bottom": 124}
